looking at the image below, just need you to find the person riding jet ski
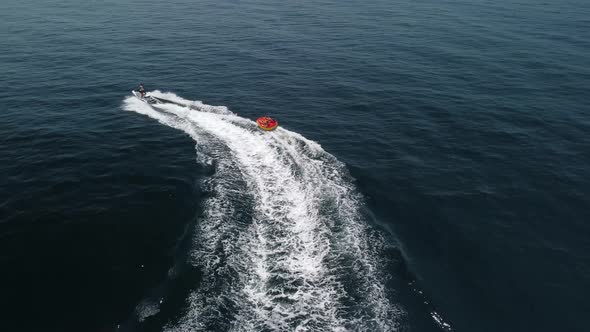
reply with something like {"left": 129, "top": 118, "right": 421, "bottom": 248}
{"left": 138, "top": 83, "right": 146, "bottom": 98}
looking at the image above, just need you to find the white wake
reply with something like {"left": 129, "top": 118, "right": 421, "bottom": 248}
{"left": 123, "top": 91, "right": 403, "bottom": 331}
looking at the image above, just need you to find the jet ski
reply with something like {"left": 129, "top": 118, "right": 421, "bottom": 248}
{"left": 131, "top": 90, "right": 197, "bottom": 110}
{"left": 132, "top": 90, "right": 163, "bottom": 105}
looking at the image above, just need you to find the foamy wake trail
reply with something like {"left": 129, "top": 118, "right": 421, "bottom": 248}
{"left": 123, "top": 91, "right": 404, "bottom": 331}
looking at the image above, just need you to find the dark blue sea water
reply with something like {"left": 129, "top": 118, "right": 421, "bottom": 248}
{"left": 1, "top": 0, "right": 589, "bottom": 331}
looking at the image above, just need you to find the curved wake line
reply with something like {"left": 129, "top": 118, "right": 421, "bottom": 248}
{"left": 123, "top": 92, "right": 404, "bottom": 331}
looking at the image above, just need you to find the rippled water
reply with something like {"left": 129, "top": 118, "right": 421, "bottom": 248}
{"left": 1, "top": 0, "right": 589, "bottom": 331}
{"left": 122, "top": 93, "right": 409, "bottom": 331}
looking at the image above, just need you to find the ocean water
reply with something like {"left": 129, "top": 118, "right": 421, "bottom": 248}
{"left": 1, "top": 0, "right": 589, "bottom": 331}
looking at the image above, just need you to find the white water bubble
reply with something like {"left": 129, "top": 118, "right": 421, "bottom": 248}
{"left": 123, "top": 93, "right": 405, "bottom": 331}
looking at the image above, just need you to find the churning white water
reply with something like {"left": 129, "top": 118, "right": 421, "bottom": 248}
{"left": 123, "top": 91, "right": 402, "bottom": 331}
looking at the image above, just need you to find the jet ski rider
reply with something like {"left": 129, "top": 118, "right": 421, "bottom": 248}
{"left": 138, "top": 83, "right": 146, "bottom": 98}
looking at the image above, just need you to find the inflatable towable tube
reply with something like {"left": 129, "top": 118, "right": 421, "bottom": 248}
{"left": 257, "top": 116, "right": 278, "bottom": 131}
